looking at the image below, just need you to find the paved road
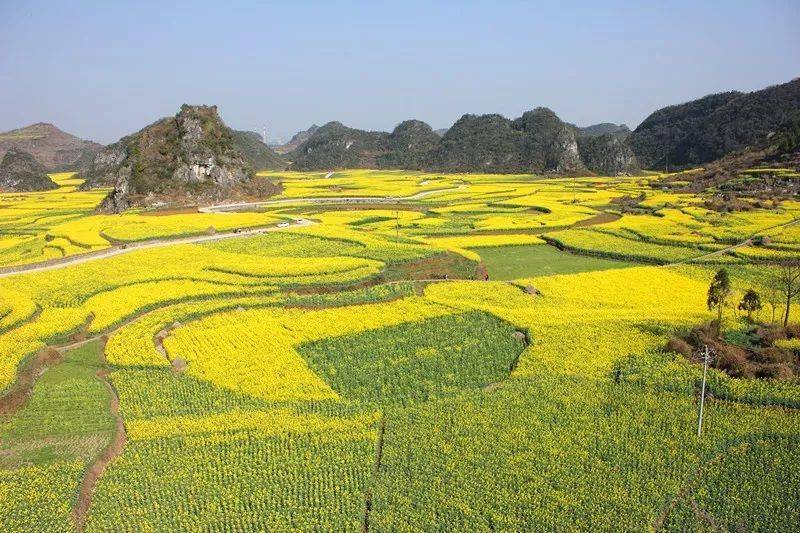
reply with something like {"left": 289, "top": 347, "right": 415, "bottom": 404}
{"left": 199, "top": 185, "right": 466, "bottom": 213}
{"left": 0, "top": 186, "right": 466, "bottom": 278}
{"left": 0, "top": 219, "right": 315, "bottom": 278}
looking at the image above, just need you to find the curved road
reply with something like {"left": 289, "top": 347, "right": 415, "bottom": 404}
{"left": 0, "top": 220, "right": 315, "bottom": 279}
{"left": 199, "top": 185, "right": 466, "bottom": 213}
{"left": 0, "top": 186, "right": 465, "bottom": 278}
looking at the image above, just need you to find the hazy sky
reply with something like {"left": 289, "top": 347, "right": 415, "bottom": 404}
{"left": 1, "top": 1, "right": 798, "bottom": 144}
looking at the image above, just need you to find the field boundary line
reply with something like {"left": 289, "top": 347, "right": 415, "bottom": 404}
{"left": 652, "top": 441, "right": 751, "bottom": 530}
{"left": 72, "top": 341, "right": 127, "bottom": 532}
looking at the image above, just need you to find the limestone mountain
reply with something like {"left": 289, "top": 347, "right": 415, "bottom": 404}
{"left": 512, "top": 108, "right": 584, "bottom": 173}
{"left": 670, "top": 111, "right": 800, "bottom": 194}
{"left": 275, "top": 125, "right": 319, "bottom": 154}
{"left": 433, "top": 114, "right": 525, "bottom": 172}
{"left": 87, "top": 104, "right": 271, "bottom": 212}
{"left": 230, "top": 130, "right": 287, "bottom": 170}
{"left": 380, "top": 120, "right": 442, "bottom": 169}
{"left": 289, "top": 108, "right": 588, "bottom": 174}
{"left": 288, "top": 122, "right": 391, "bottom": 170}
{"left": 630, "top": 78, "right": 800, "bottom": 169}
{"left": 0, "top": 123, "right": 102, "bottom": 172}
{"left": 0, "top": 148, "right": 58, "bottom": 191}
{"left": 577, "top": 133, "right": 639, "bottom": 176}
{"left": 578, "top": 123, "right": 630, "bottom": 137}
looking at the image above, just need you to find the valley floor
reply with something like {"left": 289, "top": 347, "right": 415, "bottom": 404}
{"left": 1, "top": 170, "right": 798, "bottom": 531}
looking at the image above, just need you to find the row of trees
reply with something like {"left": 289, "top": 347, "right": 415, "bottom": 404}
{"left": 707, "top": 263, "right": 800, "bottom": 332}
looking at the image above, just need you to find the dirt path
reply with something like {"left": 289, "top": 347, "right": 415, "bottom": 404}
{"left": 1, "top": 306, "right": 166, "bottom": 416}
{"left": 72, "top": 363, "right": 127, "bottom": 532}
{"left": 0, "top": 315, "right": 96, "bottom": 416}
{"left": 0, "top": 347, "right": 63, "bottom": 417}
{"left": 652, "top": 441, "right": 751, "bottom": 530}
{"left": 362, "top": 416, "right": 387, "bottom": 533}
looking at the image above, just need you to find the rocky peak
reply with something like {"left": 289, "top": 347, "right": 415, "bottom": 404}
{"left": 513, "top": 108, "right": 584, "bottom": 173}
{"left": 288, "top": 121, "right": 390, "bottom": 170}
{"left": 0, "top": 148, "right": 58, "bottom": 191}
{"left": 171, "top": 104, "right": 249, "bottom": 185}
{"left": 87, "top": 104, "right": 257, "bottom": 212}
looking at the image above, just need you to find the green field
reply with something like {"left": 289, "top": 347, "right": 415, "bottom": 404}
{"left": 475, "top": 243, "right": 633, "bottom": 280}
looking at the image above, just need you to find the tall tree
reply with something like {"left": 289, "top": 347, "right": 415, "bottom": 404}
{"left": 772, "top": 263, "right": 800, "bottom": 327}
{"left": 707, "top": 268, "right": 731, "bottom": 333}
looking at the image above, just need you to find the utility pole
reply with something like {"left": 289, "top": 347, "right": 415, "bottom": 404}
{"left": 572, "top": 176, "right": 577, "bottom": 203}
{"left": 697, "top": 344, "right": 713, "bottom": 436}
{"left": 395, "top": 209, "right": 399, "bottom": 241}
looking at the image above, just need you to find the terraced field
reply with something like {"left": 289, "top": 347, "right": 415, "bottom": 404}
{"left": 1, "top": 170, "right": 798, "bottom": 531}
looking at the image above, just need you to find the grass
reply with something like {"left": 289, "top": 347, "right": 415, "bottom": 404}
{"left": 475, "top": 243, "right": 633, "bottom": 280}
{"left": 0, "top": 340, "right": 114, "bottom": 530}
{"left": 299, "top": 311, "right": 525, "bottom": 405}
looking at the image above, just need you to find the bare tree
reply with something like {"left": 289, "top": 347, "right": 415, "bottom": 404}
{"left": 771, "top": 262, "right": 800, "bottom": 327}
{"left": 764, "top": 281, "right": 782, "bottom": 323}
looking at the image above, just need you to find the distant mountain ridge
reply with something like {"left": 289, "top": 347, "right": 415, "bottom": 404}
{"left": 630, "top": 78, "right": 800, "bottom": 169}
{"left": 275, "top": 125, "right": 319, "bottom": 154}
{"left": 289, "top": 108, "right": 596, "bottom": 174}
{"left": 17, "top": 76, "right": 793, "bottom": 191}
{"left": 230, "top": 130, "right": 287, "bottom": 170}
{"left": 577, "top": 123, "right": 630, "bottom": 137}
{"left": 0, "top": 123, "right": 102, "bottom": 172}
{"left": 286, "top": 77, "right": 799, "bottom": 175}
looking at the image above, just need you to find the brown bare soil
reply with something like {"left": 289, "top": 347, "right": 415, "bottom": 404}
{"left": 572, "top": 211, "right": 621, "bottom": 227}
{"left": 379, "top": 252, "right": 479, "bottom": 282}
{"left": 0, "top": 347, "right": 63, "bottom": 417}
{"left": 72, "top": 365, "right": 127, "bottom": 532}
